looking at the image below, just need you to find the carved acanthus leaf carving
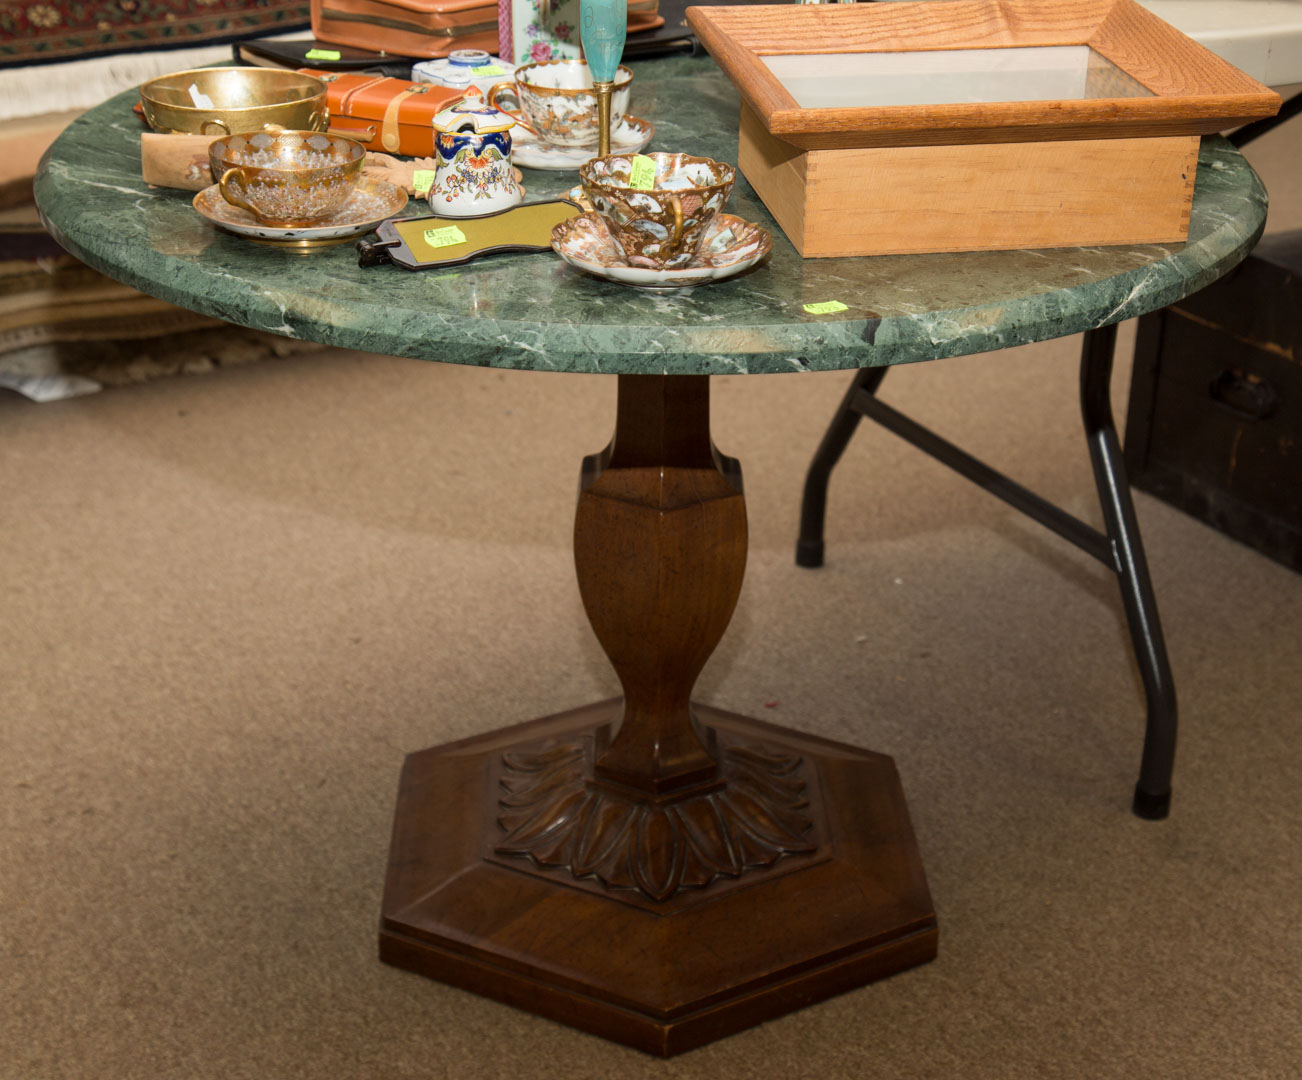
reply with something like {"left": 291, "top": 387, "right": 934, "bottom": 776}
{"left": 494, "top": 739, "right": 817, "bottom": 902}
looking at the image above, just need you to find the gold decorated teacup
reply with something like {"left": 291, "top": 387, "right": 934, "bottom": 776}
{"left": 209, "top": 131, "right": 364, "bottom": 227}
{"left": 487, "top": 60, "right": 633, "bottom": 147}
{"left": 578, "top": 152, "right": 736, "bottom": 268}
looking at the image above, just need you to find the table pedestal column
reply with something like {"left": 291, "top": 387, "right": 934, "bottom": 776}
{"left": 379, "top": 375, "right": 937, "bottom": 1056}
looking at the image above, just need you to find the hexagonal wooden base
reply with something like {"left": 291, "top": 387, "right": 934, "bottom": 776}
{"left": 380, "top": 699, "right": 937, "bottom": 1056}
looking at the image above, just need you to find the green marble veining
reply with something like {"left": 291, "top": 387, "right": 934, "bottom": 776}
{"left": 35, "top": 54, "right": 1267, "bottom": 376}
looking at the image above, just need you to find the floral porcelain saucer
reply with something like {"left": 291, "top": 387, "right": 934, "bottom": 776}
{"left": 512, "top": 116, "right": 655, "bottom": 171}
{"left": 552, "top": 211, "right": 772, "bottom": 289}
{"left": 193, "top": 177, "right": 408, "bottom": 244}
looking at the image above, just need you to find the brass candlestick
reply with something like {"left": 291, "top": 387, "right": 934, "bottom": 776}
{"left": 594, "top": 80, "right": 614, "bottom": 157}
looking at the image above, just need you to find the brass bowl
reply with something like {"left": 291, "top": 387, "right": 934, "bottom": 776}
{"left": 139, "top": 67, "right": 328, "bottom": 136}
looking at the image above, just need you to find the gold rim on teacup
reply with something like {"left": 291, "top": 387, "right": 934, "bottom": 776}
{"left": 505, "top": 59, "right": 634, "bottom": 96}
{"left": 486, "top": 61, "right": 633, "bottom": 145}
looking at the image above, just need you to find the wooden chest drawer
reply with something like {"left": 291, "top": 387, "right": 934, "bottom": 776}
{"left": 1125, "top": 232, "right": 1302, "bottom": 572}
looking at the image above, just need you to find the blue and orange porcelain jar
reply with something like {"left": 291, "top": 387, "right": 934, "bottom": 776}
{"left": 430, "top": 88, "right": 523, "bottom": 218}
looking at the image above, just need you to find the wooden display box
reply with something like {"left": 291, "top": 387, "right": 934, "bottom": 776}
{"left": 687, "top": 0, "right": 1280, "bottom": 257}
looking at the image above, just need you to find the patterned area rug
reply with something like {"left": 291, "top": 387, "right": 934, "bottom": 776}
{"left": 0, "top": 0, "right": 309, "bottom": 67}
{"left": 1, "top": 200, "right": 324, "bottom": 396}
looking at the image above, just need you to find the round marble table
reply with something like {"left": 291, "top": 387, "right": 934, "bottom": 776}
{"left": 36, "top": 53, "right": 1268, "bottom": 1058}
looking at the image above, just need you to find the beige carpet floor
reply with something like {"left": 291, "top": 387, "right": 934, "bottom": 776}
{"left": 3, "top": 122, "right": 1301, "bottom": 1079}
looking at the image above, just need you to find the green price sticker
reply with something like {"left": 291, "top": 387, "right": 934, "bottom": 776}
{"left": 305, "top": 49, "right": 342, "bottom": 61}
{"left": 412, "top": 170, "right": 436, "bottom": 194}
{"left": 471, "top": 65, "right": 506, "bottom": 76}
{"left": 628, "top": 155, "right": 657, "bottom": 191}
{"left": 423, "top": 225, "right": 468, "bottom": 249}
{"left": 803, "top": 300, "right": 849, "bottom": 315}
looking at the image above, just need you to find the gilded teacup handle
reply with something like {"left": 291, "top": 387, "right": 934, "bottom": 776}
{"left": 668, "top": 195, "right": 684, "bottom": 255}
{"left": 201, "top": 119, "right": 230, "bottom": 136}
{"left": 485, "top": 81, "right": 540, "bottom": 137}
{"left": 217, "top": 168, "right": 257, "bottom": 216}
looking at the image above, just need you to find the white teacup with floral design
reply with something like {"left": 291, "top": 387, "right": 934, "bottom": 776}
{"left": 487, "top": 60, "right": 633, "bottom": 147}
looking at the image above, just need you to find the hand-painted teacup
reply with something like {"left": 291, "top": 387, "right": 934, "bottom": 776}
{"left": 578, "top": 152, "right": 736, "bottom": 268}
{"left": 487, "top": 60, "right": 633, "bottom": 147}
{"left": 209, "top": 130, "right": 364, "bottom": 227}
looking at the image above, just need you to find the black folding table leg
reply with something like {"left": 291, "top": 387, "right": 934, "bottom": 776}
{"left": 794, "top": 333, "right": 1177, "bottom": 818}
{"left": 1080, "top": 325, "right": 1178, "bottom": 819}
{"left": 796, "top": 366, "right": 889, "bottom": 568}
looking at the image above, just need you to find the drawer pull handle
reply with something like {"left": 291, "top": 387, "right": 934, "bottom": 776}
{"left": 1209, "top": 368, "right": 1279, "bottom": 421}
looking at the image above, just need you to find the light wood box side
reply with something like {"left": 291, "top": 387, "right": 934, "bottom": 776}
{"left": 737, "top": 103, "right": 809, "bottom": 252}
{"left": 738, "top": 104, "right": 1198, "bottom": 257}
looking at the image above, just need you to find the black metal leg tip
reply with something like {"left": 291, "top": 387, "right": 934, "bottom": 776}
{"left": 795, "top": 538, "right": 825, "bottom": 568}
{"left": 1132, "top": 785, "right": 1171, "bottom": 821}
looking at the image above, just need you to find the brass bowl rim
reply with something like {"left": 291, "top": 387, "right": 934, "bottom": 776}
{"left": 140, "top": 67, "right": 328, "bottom": 114}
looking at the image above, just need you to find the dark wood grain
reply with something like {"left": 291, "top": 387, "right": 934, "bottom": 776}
{"left": 379, "top": 375, "right": 937, "bottom": 1054}
{"left": 576, "top": 375, "right": 745, "bottom": 794}
{"left": 381, "top": 703, "right": 937, "bottom": 1056}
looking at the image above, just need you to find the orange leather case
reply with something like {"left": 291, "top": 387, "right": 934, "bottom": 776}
{"left": 304, "top": 70, "right": 466, "bottom": 157}
{"left": 311, "top": 0, "right": 500, "bottom": 60}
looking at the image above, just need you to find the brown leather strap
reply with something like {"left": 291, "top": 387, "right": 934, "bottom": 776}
{"left": 381, "top": 84, "right": 430, "bottom": 152}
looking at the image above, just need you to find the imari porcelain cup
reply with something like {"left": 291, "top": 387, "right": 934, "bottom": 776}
{"left": 487, "top": 60, "right": 633, "bottom": 147}
{"left": 578, "top": 152, "right": 736, "bottom": 268}
{"left": 210, "top": 131, "right": 364, "bottom": 227}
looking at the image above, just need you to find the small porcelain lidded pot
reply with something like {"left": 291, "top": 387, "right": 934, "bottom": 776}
{"left": 430, "top": 87, "right": 523, "bottom": 218}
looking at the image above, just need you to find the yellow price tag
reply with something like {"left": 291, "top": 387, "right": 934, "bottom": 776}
{"left": 628, "top": 155, "right": 657, "bottom": 190}
{"left": 803, "top": 300, "right": 849, "bottom": 315}
{"left": 412, "top": 170, "right": 436, "bottom": 194}
{"left": 472, "top": 65, "right": 506, "bottom": 76}
{"left": 305, "top": 49, "right": 342, "bottom": 61}
{"left": 423, "top": 225, "right": 468, "bottom": 249}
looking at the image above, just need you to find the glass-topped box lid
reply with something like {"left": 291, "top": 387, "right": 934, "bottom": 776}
{"left": 687, "top": 0, "right": 1278, "bottom": 149}
{"left": 762, "top": 45, "right": 1153, "bottom": 109}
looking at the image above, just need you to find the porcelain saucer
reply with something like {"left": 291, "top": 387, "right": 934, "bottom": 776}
{"left": 512, "top": 116, "right": 654, "bottom": 172}
{"left": 552, "top": 211, "right": 772, "bottom": 289}
{"left": 193, "top": 177, "right": 408, "bottom": 244}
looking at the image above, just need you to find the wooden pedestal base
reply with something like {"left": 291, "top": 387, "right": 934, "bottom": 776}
{"left": 380, "top": 375, "right": 935, "bottom": 1054}
{"left": 380, "top": 700, "right": 936, "bottom": 1057}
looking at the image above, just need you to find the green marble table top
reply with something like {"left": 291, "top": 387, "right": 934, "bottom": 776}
{"left": 35, "top": 54, "right": 1267, "bottom": 376}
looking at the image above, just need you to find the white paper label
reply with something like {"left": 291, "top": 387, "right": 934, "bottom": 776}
{"left": 188, "top": 83, "right": 216, "bottom": 110}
